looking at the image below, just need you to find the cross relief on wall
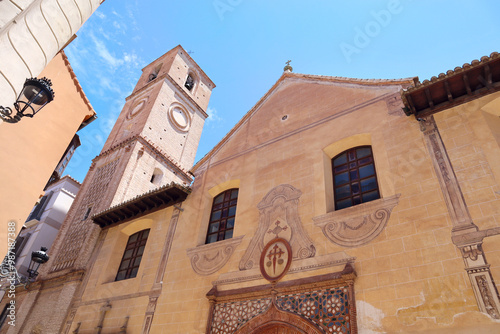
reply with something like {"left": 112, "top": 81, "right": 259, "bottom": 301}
{"left": 239, "top": 184, "right": 316, "bottom": 271}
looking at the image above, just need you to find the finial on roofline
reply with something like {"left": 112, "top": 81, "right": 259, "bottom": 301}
{"left": 284, "top": 60, "right": 293, "bottom": 72}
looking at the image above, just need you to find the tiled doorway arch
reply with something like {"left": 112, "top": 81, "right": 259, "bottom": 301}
{"left": 236, "top": 305, "right": 322, "bottom": 334}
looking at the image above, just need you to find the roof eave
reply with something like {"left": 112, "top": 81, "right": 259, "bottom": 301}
{"left": 402, "top": 51, "right": 500, "bottom": 117}
{"left": 91, "top": 183, "right": 190, "bottom": 228}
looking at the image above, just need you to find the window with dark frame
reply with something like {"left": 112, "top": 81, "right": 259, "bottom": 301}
{"left": 332, "top": 146, "right": 380, "bottom": 210}
{"left": 26, "top": 192, "right": 53, "bottom": 222}
{"left": 83, "top": 207, "right": 92, "bottom": 220}
{"left": 115, "top": 229, "right": 150, "bottom": 281}
{"left": 13, "top": 233, "right": 31, "bottom": 261}
{"left": 184, "top": 74, "right": 194, "bottom": 91}
{"left": 205, "top": 189, "right": 238, "bottom": 244}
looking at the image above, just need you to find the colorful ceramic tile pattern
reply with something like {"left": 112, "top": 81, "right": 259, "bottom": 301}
{"left": 210, "top": 286, "right": 351, "bottom": 333}
{"left": 276, "top": 287, "right": 351, "bottom": 333}
{"left": 211, "top": 298, "right": 272, "bottom": 333}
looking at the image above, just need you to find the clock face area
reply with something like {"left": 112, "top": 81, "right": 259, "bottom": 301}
{"left": 168, "top": 103, "right": 191, "bottom": 132}
{"left": 127, "top": 97, "right": 148, "bottom": 120}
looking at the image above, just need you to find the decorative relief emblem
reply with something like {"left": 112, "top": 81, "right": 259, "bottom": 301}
{"left": 187, "top": 236, "right": 244, "bottom": 276}
{"left": 260, "top": 238, "right": 292, "bottom": 282}
{"left": 314, "top": 194, "right": 400, "bottom": 247}
{"left": 239, "top": 184, "right": 316, "bottom": 271}
{"left": 265, "top": 219, "right": 291, "bottom": 245}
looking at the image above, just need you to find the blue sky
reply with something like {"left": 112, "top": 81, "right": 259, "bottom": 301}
{"left": 64, "top": 0, "right": 500, "bottom": 182}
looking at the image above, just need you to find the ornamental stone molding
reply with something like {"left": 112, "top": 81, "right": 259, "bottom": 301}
{"left": 213, "top": 252, "right": 355, "bottom": 287}
{"left": 187, "top": 236, "right": 244, "bottom": 276}
{"left": 239, "top": 184, "right": 316, "bottom": 271}
{"left": 313, "top": 194, "right": 400, "bottom": 247}
{"left": 419, "top": 115, "right": 500, "bottom": 319}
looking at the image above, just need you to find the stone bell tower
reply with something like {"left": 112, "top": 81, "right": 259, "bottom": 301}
{"left": 13, "top": 45, "right": 215, "bottom": 334}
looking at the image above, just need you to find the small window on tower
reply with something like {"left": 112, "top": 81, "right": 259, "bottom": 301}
{"left": 83, "top": 207, "right": 92, "bottom": 220}
{"left": 185, "top": 74, "right": 194, "bottom": 91}
{"left": 148, "top": 73, "right": 157, "bottom": 82}
{"left": 148, "top": 64, "right": 162, "bottom": 82}
{"left": 150, "top": 168, "right": 163, "bottom": 185}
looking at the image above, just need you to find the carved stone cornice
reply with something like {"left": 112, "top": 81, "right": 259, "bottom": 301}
{"left": 314, "top": 194, "right": 400, "bottom": 247}
{"left": 452, "top": 227, "right": 500, "bottom": 247}
{"left": 187, "top": 236, "right": 244, "bottom": 276}
{"left": 208, "top": 264, "right": 356, "bottom": 303}
{"left": 213, "top": 252, "right": 355, "bottom": 287}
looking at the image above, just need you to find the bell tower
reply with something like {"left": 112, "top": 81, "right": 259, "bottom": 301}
{"left": 49, "top": 44, "right": 215, "bottom": 271}
{"left": 15, "top": 46, "right": 215, "bottom": 333}
{"left": 100, "top": 45, "right": 215, "bottom": 203}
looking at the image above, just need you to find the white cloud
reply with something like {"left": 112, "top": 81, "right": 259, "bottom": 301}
{"left": 206, "top": 107, "right": 223, "bottom": 128}
{"left": 95, "top": 11, "right": 106, "bottom": 19}
{"left": 91, "top": 34, "right": 123, "bottom": 68}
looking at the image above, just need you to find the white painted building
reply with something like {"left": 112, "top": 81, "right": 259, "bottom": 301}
{"left": 14, "top": 176, "right": 80, "bottom": 277}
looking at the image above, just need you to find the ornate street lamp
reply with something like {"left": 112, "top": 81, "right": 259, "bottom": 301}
{"left": 0, "top": 246, "right": 50, "bottom": 290}
{"left": 0, "top": 77, "right": 55, "bottom": 123}
{"left": 27, "top": 247, "right": 50, "bottom": 280}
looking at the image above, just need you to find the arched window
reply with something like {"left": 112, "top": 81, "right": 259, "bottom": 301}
{"left": 115, "top": 229, "right": 150, "bottom": 281}
{"left": 332, "top": 146, "right": 380, "bottom": 210}
{"left": 184, "top": 73, "right": 195, "bottom": 91}
{"left": 206, "top": 189, "right": 239, "bottom": 244}
{"left": 148, "top": 63, "right": 162, "bottom": 82}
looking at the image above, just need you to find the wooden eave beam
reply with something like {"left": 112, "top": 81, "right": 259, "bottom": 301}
{"left": 116, "top": 209, "right": 128, "bottom": 220}
{"left": 131, "top": 203, "right": 145, "bottom": 213}
{"left": 149, "top": 195, "right": 163, "bottom": 206}
{"left": 463, "top": 73, "right": 472, "bottom": 94}
{"left": 424, "top": 88, "right": 434, "bottom": 109}
{"left": 109, "top": 211, "right": 122, "bottom": 222}
{"left": 444, "top": 80, "right": 454, "bottom": 102}
{"left": 121, "top": 206, "right": 135, "bottom": 216}
{"left": 406, "top": 94, "right": 416, "bottom": 115}
{"left": 142, "top": 197, "right": 157, "bottom": 208}
{"left": 92, "top": 186, "right": 190, "bottom": 229}
{"left": 94, "top": 216, "right": 111, "bottom": 227}
{"left": 158, "top": 192, "right": 174, "bottom": 203}
{"left": 410, "top": 81, "right": 500, "bottom": 118}
{"left": 484, "top": 64, "right": 493, "bottom": 89}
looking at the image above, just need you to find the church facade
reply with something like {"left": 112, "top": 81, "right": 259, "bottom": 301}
{"left": 7, "top": 47, "right": 500, "bottom": 333}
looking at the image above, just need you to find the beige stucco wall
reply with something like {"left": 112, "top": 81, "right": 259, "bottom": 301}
{"left": 0, "top": 51, "right": 94, "bottom": 256}
{"left": 33, "top": 81, "right": 500, "bottom": 333}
